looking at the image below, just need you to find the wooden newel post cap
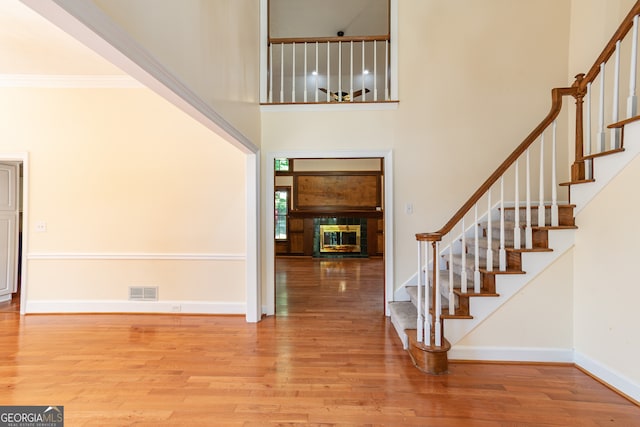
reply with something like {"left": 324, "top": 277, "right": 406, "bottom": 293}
{"left": 415, "top": 232, "right": 443, "bottom": 242}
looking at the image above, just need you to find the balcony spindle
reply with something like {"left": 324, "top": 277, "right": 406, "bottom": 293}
{"left": 612, "top": 41, "right": 622, "bottom": 149}
{"left": 499, "top": 176, "right": 506, "bottom": 271}
{"left": 338, "top": 41, "right": 342, "bottom": 102}
{"left": 525, "top": 148, "right": 533, "bottom": 249}
{"left": 303, "top": 42, "right": 307, "bottom": 103}
{"left": 628, "top": 14, "right": 639, "bottom": 118}
{"left": 474, "top": 204, "right": 480, "bottom": 293}
{"left": 385, "top": 40, "right": 389, "bottom": 101}
{"left": 326, "top": 41, "right": 331, "bottom": 102}
{"left": 598, "top": 63, "right": 606, "bottom": 152}
{"left": 362, "top": 40, "right": 366, "bottom": 101}
{"left": 291, "top": 42, "right": 296, "bottom": 102}
{"left": 350, "top": 41, "right": 354, "bottom": 102}
{"left": 280, "top": 43, "right": 284, "bottom": 103}
{"left": 538, "top": 135, "right": 546, "bottom": 227}
{"left": 373, "top": 40, "right": 378, "bottom": 101}
{"left": 551, "top": 120, "right": 559, "bottom": 226}
{"left": 268, "top": 43, "right": 273, "bottom": 103}
{"left": 513, "top": 159, "right": 521, "bottom": 249}
{"left": 315, "top": 42, "right": 319, "bottom": 102}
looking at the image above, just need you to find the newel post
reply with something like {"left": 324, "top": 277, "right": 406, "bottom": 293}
{"left": 571, "top": 73, "right": 587, "bottom": 181}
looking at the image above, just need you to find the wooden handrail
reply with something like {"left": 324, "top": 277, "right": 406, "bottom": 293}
{"left": 579, "top": 1, "right": 640, "bottom": 91}
{"left": 417, "top": 84, "right": 578, "bottom": 241}
{"left": 269, "top": 35, "right": 390, "bottom": 45}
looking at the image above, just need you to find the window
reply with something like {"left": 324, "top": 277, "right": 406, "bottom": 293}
{"left": 274, "top": 187, "right": 290, "bottom": 240}
{"left": 275, "top": 158, "right": 290, "bottom": 172}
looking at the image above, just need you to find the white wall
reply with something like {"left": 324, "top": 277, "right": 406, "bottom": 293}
{"left": 92, "top": 0, "right": 262, "bottom": 146}
{"left": 0, "top": 86, "right": 247, "bottom": 313}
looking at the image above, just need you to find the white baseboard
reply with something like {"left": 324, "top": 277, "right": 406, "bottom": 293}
{"left": 449, "top": 345, "right": 574, "bottom": 363}
{"left": 25, "top": 300, "right": 246, "bottom": 315}
{"left": 574, "top": 351, "right": 640, "bottom": 403}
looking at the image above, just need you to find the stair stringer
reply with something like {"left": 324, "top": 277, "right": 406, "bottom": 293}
{"left": 444, "top": 227, "right": 576, "bottom": 346}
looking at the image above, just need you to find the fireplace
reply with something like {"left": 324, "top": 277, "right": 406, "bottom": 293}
{"left": 319, "top": 224, "right": 361, "bottom": 253}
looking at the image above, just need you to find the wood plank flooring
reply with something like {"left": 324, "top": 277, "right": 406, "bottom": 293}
{"left": 0, "top": 257, "right": 637, "bottom": 426}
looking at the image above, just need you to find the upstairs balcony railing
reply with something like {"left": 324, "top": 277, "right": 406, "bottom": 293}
{"left": 266, "top": 35, "right": 392, "bottom": 104}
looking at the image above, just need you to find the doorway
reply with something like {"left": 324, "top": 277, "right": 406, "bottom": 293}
{"left": 265, "top": 150, "right": 394, "bottom": 317}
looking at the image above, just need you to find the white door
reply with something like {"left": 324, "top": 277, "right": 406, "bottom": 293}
{"left": 0, "top": 163, "right": 18, "bottom": 302}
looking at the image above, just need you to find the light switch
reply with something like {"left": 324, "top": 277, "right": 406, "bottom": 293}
{"left": 405, "top": 203, "right": 413, "bottom": 215}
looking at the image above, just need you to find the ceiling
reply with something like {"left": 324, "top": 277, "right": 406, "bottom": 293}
{"left": 0, "top": 0, "right": 123, "bottom": 75}
{"left": 270, "top": 0, "right": 388, "bottom": 39}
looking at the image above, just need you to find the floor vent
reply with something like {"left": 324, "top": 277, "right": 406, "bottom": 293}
{"left": 129, "top": 286, "right": 158, "bottom": 301}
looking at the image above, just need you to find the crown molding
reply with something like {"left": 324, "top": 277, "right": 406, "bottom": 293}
{"left": 0, "top": 73, "right": 143, "bottom": 88}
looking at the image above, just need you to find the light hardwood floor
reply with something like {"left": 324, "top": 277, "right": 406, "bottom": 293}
{"left": 0, "top": 257, "right": 637, "bottom": 426}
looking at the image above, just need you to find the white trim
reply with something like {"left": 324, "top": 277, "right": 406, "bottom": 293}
{"left": 245, "top": 152, "right": 261, "bottom": 322}
{"left": 22, "top": 0, "right": 258, "bottom": 154}
{"left": 27, "top": 252, "right": 245, "bottom": 261}
{"left": 261, "top": 102, "right": 399, "bottom": 113}
{"left": 25, "top": 300, "right": 245, "bottom": 315}
{"left": 575, "top": 351, "right": 640, "bottom": 403}
{"left": 449, "top": 345, "right": 574, "bottom": 363}
{"left": 0, "top": 74, "right": 143, "bottom": 88}
{"left": 265, "top": 149, "right": 394, "bottom": 317}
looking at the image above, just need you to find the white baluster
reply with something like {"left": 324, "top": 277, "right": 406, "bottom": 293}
{"left": 551, "top": 120, "right": 559, "bottom": 227}
{"left": 449, "top": 236, "right": 455, "bottom": 315}
{"left": 326, "top": 41, "right": 331, "bottom": 102}
{"left": 612, "top": 40, "right": 621, "bottom": 149}
{"left": 362, "top": 40, "right": 366, "bottom": 101}
{"left": 292, "top": 42, "right": 296, "bottom": 102}
{"left": 425, "top": 241, "right": 431, "bottom": 343}
{"left": 434, "top": 241, "right": 442, "bottom": 347}
{"left": 303, "top": 42, "right": 307, "bottom": 103}
{"left": 280, "top": 43, "right": 284, "bottom": 103}
{"left": 460, "top": 218, "right": 468, "bottom": 294}
{"left": 373, "top": 40, "right": 378, "bottom": 101}
{"left": 598, "top": 62, "right": 606, "bottom": 152}
{"left": 499, "top": 177, "right": 506, "bottom": 271}
{"left": 268, "top": 43, "right": 273, "bottom": 103}
{"left": 338, "top": 41, "right": 342, "bottom": 101}
{"left": 513, "top": 159, "right": 521, "bottom": 249}
{"left": 417, "top": 241, "right": 423, "bottom": 342}
{"left": 629, "top": 15, "right": 639, "bottom": 118}
{"left": 474, "top": 204, "right": 480, "bottom": 293}
{"left": 315, "top": 42, "right": 319, "bottom": 102}
{"left": 586, "top": 82, "right": 592, "bottom": 179}
{"left": 525, "top": 148, "right": 533, "bottom": 249}
{"left": 538, "top": 134, "right": 546, "bottom": 227}
{"left": 350, "top": 41, "right": 354, "bottom": 102}
{"left": 486, "top": 189, "right": 493, "bottom": 272}
{"left": 385, "top": 40, "right": 389, "bottom": 101}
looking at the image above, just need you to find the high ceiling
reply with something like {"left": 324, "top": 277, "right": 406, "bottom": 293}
{"left": 269, "top": 0, "right": 388, "bottom": 38}
{"left": 0, "top": 0, "right": 123, "bottom": 75}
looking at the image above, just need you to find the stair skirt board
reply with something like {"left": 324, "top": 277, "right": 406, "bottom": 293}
{"left": 448, "top": 345, "right": 573, "bottom": 363}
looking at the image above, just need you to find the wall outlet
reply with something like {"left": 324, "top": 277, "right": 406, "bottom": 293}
{"left": 35, "top": 221, "right": 47, "bottom": 232}
{"left": 171, "top": 305, "right": 181, "bottom": 313}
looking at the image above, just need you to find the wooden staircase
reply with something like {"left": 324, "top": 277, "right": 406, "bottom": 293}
{"left": 389, "top": 1, "right": 640, "bottom": 375}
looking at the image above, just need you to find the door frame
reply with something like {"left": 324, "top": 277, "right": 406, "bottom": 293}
{"left": 265, "top": 149, "right": 394, "bottom": 316}
{"left": 0, "top": 153, "right": 28, "bottom": 313}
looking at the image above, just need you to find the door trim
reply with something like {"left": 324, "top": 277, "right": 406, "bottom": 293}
{"left": 265, "top": 149, "right": 393, "bottom": 316}
{"left": 0, "top": 153, "right": 28, "bottom": 314}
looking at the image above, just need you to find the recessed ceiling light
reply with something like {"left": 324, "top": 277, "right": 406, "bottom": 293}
{"left": 312, "top": 70, "right": 318, "bottom": 76}
{"left": 363, "top": 69, "right": 370, "bottom": 75}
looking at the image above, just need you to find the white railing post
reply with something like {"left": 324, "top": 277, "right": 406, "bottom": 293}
{"left": 551, "top": 120, "right": 559, "bottom": 226}
{"left": 474, "top": 203, "right": 481, "bottom": 293}
{"left": 525, "top": 148, "right": 533, "bottom": 249}
{"left": 362, "top": 40, "right": 366, "bottom": 101}
{"left": 385, "top": 40, "right": 390, "bottom": 101}
{"left": 538, "top": 134, "right": 546, "bottom": 227}
{"left": 373, "top": 40, "right": 378, "bottom": 101}
{"left": 326, "top": 41, "right": 331, "bottom": 102}
{"left": 350, "top": 41, "right": 354, "bottom": 102}
{"left": 338, "top": 41, "right": 342, "bottom": 101}
{"left": 513, "top": 159, "right": 521, "bottom": 249}
{"left": 628, "top": 14, "right": 639, "bottom": 118}
{"left": 460, "top": 218, "right": 468, "bottom": 293}
{"left": 448, "top": 235, "right": 455, "bottom": 315}
{"left": 434, "top": 241, "right": 442, "bottom": 347}
{"left": 612, "top": 40, "right": 621, "bottom": 149}
{"left": 486, "top": 189, "right": 493, "bottom": 272}
{"left": 417, "top": 241, "right": 424, "bottom": 342}
{"left": 425, "top": 241, "right": 431, "bottom": 344}
{"left": 499, "top": 176, "right": 507, "bottom": 271}
{"left": 598, "top": 62, "right": 606, "bottom": 152}
{"left": 586, "top": 82, "right": 592, "bottom": 179}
